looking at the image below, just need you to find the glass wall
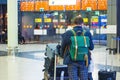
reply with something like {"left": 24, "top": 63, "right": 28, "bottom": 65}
{"left": 0, "top": 4, "right": 7, "bottom": 43}
{"left": 0, "top": 0, "right": 108, "bottom": 44}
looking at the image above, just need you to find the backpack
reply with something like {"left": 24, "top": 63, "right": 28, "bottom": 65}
{"left": 69, "top": 29, "right": 90, "bottom": 61}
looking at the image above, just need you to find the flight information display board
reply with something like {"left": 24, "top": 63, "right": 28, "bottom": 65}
{"left": 98, "top": 0, "right": 107, "bottom": 10}
{"left": 81, "top": 0, "right": 97, "bottom": 10}
{"left": 20, "top": 0, "right": 107, "bottom": 11}
{"left": 35, "top": 1, "right": 49, "bottom": 11}
{"left": 20, "top": 1, "right": 34, "bottom": 11}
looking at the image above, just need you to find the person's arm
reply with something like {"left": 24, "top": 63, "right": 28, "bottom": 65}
{"left": 61, "top": 31, "right": 71, "bottom": 57}
{"left": 61, "top": 33, "right": 67, "bottom": 57}
{"left": 85, "top": 31, "right": 94, "bottom": 50}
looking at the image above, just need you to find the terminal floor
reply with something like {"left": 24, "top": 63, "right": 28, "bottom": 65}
{"left": 0, "top": 44, "right": 120, "bottom": 80}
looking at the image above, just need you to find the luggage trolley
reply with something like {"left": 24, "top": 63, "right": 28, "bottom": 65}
{"left": 43, "top": 43, "right": 68, "bottom": 80}
{"left": 98, "top": 37, "right": 117, "bottom": 80}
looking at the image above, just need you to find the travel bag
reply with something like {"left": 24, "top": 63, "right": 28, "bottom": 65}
{"left": 98, "top": 48, "right": 116, "bottom": 80}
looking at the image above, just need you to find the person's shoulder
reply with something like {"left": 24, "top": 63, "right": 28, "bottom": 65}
{"left": 62, "top": 30, "right": 72, "bottom": 37}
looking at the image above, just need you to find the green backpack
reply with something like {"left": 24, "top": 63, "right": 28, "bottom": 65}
{"left": 69, "top": 30, "right": 90, "bottom": 61}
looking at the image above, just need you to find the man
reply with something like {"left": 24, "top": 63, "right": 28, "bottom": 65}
{"left": 61, "top": 16, "right": 94, "bottom": 80}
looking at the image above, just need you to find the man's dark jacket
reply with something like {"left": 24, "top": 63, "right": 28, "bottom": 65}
{"left": 61, "top": 26, "right": 94, "bottom": 65}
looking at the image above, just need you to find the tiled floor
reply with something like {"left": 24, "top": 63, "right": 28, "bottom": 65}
{"left": 0, "top": 44, "right": 120, "bottom": 80}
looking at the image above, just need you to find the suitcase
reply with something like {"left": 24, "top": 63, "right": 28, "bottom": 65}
{"left": 98, "top": 47, "right": 116, "bottom": 80}
{"left": 98, "top": 70, "right": 116, "bottom": 80}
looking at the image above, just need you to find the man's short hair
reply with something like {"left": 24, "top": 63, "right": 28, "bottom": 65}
{"left": 73, "top": 16, "right": 83, "bottom": 25}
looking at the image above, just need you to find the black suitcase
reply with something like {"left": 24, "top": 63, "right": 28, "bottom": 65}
{"left": 98, "top": 47, "right": 117, "bottom": 80}
{"left": 98, "top": 70, "right": 116, "bottom": 80}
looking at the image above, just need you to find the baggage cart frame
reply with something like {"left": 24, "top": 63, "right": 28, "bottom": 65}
{"left": 43, "top": 43, "right": 68, "bottom": 80}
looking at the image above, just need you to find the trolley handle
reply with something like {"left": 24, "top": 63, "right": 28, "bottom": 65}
{"left": 106, "top": 48, "right": 116, "bottom": 51}
{"left": 106, "top": 48, "right": 116, "bottom": 71}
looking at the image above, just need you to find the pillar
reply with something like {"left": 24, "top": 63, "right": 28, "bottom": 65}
{"left": 117, "top": 0, "right": 120, "bottom": 52}
{"left": 107, "top": 0, "right": 116, "bottom": 49}
{"left": 7, "top": 0, "right": 18, "bottom": 55}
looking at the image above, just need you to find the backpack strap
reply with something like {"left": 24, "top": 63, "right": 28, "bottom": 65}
{"left": 71, "top": 29, "right": 76, "bottom": 36}
{"left": 71, "top": 30, "right": 78, "bottom": 60}
{"left": 82, "top": 31, "right": 88, "bottom": 47}
{"left": 71, "top": 30, "right": 88, "bottom": 47}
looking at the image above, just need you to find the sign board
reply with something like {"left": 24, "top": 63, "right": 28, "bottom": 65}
{"left": 92, "top": 18, "right": 98, "bottom": 22}
{"left": 91, "top": 16, "right": 98, "bottom": 22}
{"left": 96, "top": 25, "right": 116, "bottom": 34}
{"left": 40, "top": 8, "right": 44, "bottom": 12}
{"left": 35, "top": 18, "right": 42, "bottom": 22}
{"left": 56, "top": 29, "right": 66, "bottom": 34}
{"left": 86, "top": 7, "right": 92, "bottom": 11}
{"left": 83, "top": 18, "right": 88, "bottom": 22}
{"left": 44, "top": 18, "right": 52, "bottom": 22}
{"left": 34, "top": 29, "right": 42, "bottom": 35}
{"left": 34, "top": 29, "right": 47, "bottom": 35}
{"left": 53, "top": 19, "right": 58, "bottom": 23}
{"left": 101, "top": 19, "right": 107, "bottom": 22}
{"left": 91, "top": 16, "right": 98, "bottom": 28}
{"left": 98, "top": 15, "right": 107, "bottom": 27}
{"left": 49, "top": 0, "right": 76, "bottom": 5}
{"left": 95, "top": 11, "right": 99, "bottom": 15}
{"left": 60, "top": 19, "right": 65, "bottom": 22}
{"left": 42, "top": 29, "right": 47, "bottom": 35}
{"left": 54, "top": 12, "right": 58, "bottom": 15}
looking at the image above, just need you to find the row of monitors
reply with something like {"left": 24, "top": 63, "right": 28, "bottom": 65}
{"left": 20, "top": 0, "right": 107, "bottom": 11}
{"left": 21, "top": 0, "right": 106, "bottom": 2}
